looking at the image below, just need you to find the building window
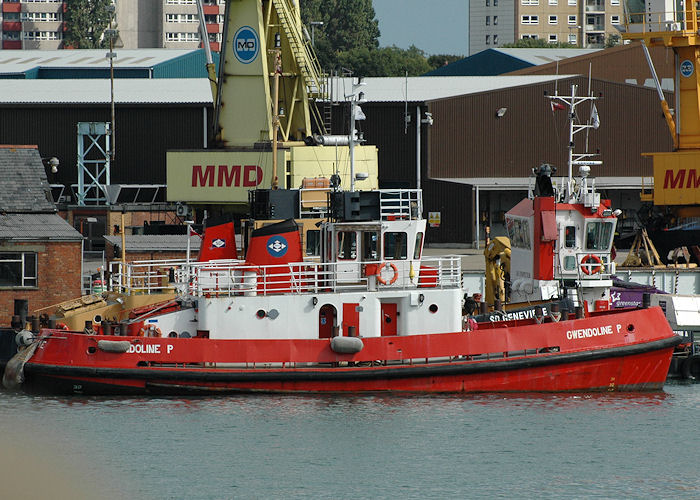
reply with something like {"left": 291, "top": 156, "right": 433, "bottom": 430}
{"left": 486, "top": 0, "right": 490, "bottom": 5}
{"left": 166, "top": 32, "right": 200, "bottom": 42}
{"left": 3, "top": 12, "right": 20, "bottom": 21}
{"left": 0, "top": 253, "right": 37, "bottom": 288}
{"left": 2, "top": 31, "right": 20, "bottom": 41}
{"left": 486, "top": 34, "right": 491, "bottom": 44}
{"left": 549, "top": 15, "right": 558, "bottom": 24}
{"left": 486, "top": 16, "right": 490, "bottom": 25}
{"left": 166, "top": 13, "right": 198, "bottom": 23}
{"left": 568, "top": 33, "right": 577, "bottom": 44}
{"left": 493, "top": 34, "right": 499, "bottom": 44}
{"left": 494, "top": 0, "right": 498, "bottom": 5}
{"left": 521, "top": 0, "right": 539, "bottom": 4}
{"left": 21, "top": 12, "right": 61, "bottom": 22}
{"left": 568, "top": 0, "right": 577, "bottom": 4}
{"left": 610, "top": 0, "right": 620, "bottom": 4}
{"left": 549, "top": 34, "right": 558, "bottom": 43}
{"left": 522, "top": 34, "right": 539, "bottom": 39}
{"left": 494, "top": 16, "right": 498, "bottom": 25}
{"left": 23, "top": 31, "right": 61, "bottom": 41}
{"left": 521, "top": 15, "right": 539, "bottom": 24}
{"left": 204, "top": 14, "right": 222, "bottom": 24}
{"left": 611, "top": 15, "right": 620, "bottom": 24}
{"left": 549, "top": 0, "right": 558, "bottom": 4}
{"left": 166, "top": 0, "right": 196, "bottom": 4}
{"left": 568, "top": 15, "right": 577, "bottom": 25}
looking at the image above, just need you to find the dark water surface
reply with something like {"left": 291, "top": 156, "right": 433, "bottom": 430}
{"left": 2, "top": 383, "right": 700, "bottom": 499}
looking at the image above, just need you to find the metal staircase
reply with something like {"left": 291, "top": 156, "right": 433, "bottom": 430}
{"left": 271, "top": 0, "right": 328, "bottom": 133}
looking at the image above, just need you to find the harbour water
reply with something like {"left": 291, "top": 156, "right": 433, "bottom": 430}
{"left": 3, "top": 383, "right": 700, "bottom": 499}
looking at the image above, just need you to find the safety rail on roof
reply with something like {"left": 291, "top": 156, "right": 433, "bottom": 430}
{"left": 378, "top": 189, "right": 422, "bottom": 220}
{"left": 623, "top": 9, "right": 700, "bottom": 35}
{"left": 108, "top": 256, "right": 461, "bottom": 296}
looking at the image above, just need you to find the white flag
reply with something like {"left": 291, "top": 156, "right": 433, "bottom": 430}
{"left": 591, "top": 103, "right": 600, "bottom": 129}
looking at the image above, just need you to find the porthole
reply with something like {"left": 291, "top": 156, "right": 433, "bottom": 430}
{"left": 429, "top": 304, "right": 438, "bottom": 313}
{"left": 256, "top": 309, "right": 266, "bottom": 319}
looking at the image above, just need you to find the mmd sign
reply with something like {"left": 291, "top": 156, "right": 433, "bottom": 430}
{"left": 167, "top": 150, "right": 282, "bottom": 203}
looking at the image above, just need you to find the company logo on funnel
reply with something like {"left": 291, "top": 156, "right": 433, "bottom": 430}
{"left": 234, "top": 26, "right": 259, "bottom": 64}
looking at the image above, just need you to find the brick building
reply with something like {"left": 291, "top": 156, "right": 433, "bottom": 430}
{"left": 0, "top": 145, "right": 83, "bottom": 325}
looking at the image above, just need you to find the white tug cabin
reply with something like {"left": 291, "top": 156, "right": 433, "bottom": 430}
{"left": 111, "top": 189, "right": 464, "bottom": 343}
{"left": 506, "top": 165, "right": 617, "bottom": 312}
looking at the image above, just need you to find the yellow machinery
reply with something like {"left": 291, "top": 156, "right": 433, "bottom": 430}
{"left": 622, "top": 5, "right": 700, "bottom": 214}
{"left": 483, "top": 237, "right": 511, "bottom": 306}
{"left": 166, "top": 0, "right": 379, "bottom": 206}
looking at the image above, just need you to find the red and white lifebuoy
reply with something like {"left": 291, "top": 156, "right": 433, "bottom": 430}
{"left": 580, "top": 254, "right": 603, "bottom": 275}
{"left": 376, "top": 262, "right": 399, "bottom": 285}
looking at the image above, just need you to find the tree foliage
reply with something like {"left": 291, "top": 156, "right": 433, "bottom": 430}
{"left": 299, "top": 0, "right": 461, "bottom": 76}
{"left": 336, "top": 45, "right": 432, "bottom": 77}
{"left": 427, "top": 54, "right": 464, "bottom": 71}
{"left": 64, "top": 0, "right": 116, "bottom": 49}
{"left": 501, "top": 38, "right": 576, "bottom": 48}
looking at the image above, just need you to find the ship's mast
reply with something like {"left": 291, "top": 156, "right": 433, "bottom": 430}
{"left": 547, "top": 84, "right": 601, "bottom": 203}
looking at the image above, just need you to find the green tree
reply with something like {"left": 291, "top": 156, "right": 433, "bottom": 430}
{"left": 427, "top": 54, "right": 464, "bottom": 71}
{"left": 501, "top": 38, "right": 575, "bottom": 48}
{"left": 336, "top": 45, "right": 432, "bottom": 77}
{"left": 64, "top": 0, "right": 116, "bottom": 49}
{"left": 300, "top": 0, "right": 380, "bottom": 70}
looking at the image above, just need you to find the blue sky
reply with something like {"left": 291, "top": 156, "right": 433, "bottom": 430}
{"left": 373, "top": 0, "right": 468, "bottom": 56}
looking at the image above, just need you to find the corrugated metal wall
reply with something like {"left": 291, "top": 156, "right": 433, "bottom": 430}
{"left": 0, "top": 104, "right": 209, "bottom": 186}
{"left": 507, "top": 44, "right": 674, "bottom": 86}
{"left": 428, "top": 76, "right": 673, "bottom": 180}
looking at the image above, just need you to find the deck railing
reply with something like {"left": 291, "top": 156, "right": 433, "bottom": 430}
{"left": 109, "top": 256, "right": 462, "bottom": 297}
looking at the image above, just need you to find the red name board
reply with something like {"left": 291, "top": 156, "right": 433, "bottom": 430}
{"left": 191, "top": 165, "right": 263, "bottom": 188}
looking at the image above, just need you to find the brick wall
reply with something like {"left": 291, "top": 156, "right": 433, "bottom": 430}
{"left": 0, "top": 241, "right": 82, "bottom": 325}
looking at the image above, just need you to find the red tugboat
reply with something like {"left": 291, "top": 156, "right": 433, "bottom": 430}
{"left": 4, "top": 184, "right": 680, "bottom": 395}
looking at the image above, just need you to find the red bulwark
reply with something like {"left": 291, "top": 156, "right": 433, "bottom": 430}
{"left": 533, "top": 197, "right": 556, "bottom": 280}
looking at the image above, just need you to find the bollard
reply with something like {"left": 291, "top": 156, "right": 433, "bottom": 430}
{"left": 48, "top": 318, "right": 56, "bottom": 329}
{"left": 480, "top": 301, "right": 488, "bottom": 314}
{"left": 31, "top": 316, "right": 40, "bottom": 333}
{"left": 575, "top": 306, "right": 585, "bottom": 319}
{"left": 550, "top": 303, "right": 561, "bottom": 322}
{"left": 348, "top": 325, "right": 357, "bottom": 337}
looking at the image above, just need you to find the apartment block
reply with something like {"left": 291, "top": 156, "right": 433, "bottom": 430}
{"left": 470, "top": 0, "right": 624, "bottom": 54}
{"left": 0, "top": 0, "right": 225, "bottom": 51}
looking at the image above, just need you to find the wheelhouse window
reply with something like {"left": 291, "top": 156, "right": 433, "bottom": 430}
{"left": 383, "top": 232, "right": 408, "bottom": 260}
{"left": 337, "top": 231, "right": 357, "bottom": 260}
{"left": 362, "top": 231, "right": 378, "bottom": 260}
{"left": 306, "top": 229, "right": 320, "bottom": 256}
{"left": 0, "top": 252, "right": 37, "bottom": 287}
{"left": 564, "top": 226, "right": 576, "bottom": 248}
{"left": 585, "top": 221, "right": 614, "bottom": 250}
{"left": 506, "top": 218, "right": 531, "bottom": 249}
{"left": 414, "top": 232, "right": 424, "bottom": 259}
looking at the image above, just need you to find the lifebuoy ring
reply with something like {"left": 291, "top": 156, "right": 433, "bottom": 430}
{"left": 56, "top": 322, "right": 69, "bottom": 331}
{"left": 376, "top": 262, "right": 399, "bottom": 285}
{"left": 580, "top": 254, "right": 603, "bottom": 275}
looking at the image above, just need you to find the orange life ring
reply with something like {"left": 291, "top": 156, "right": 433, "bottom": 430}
{"left": 56, "top": 322, "right": 69, "bottom": 331}
{"left": 581, "top": 254, "right": 603, "bottom": 275}
{"left": 376, "top": 262, "right": 399, "bottom": 285}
